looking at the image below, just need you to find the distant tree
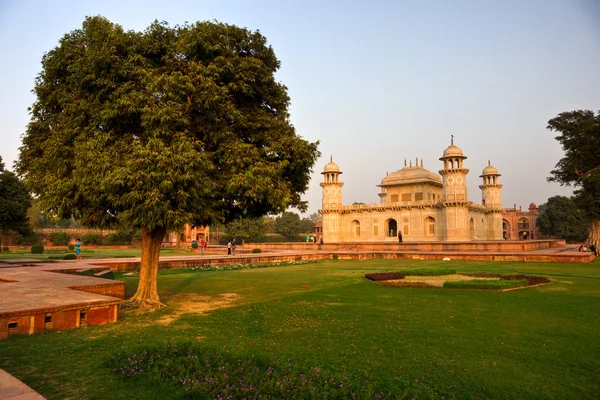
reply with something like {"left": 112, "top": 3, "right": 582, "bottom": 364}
{"left": 275, "top": 211, "right": 303, "bottom": 240}
{"left": 18, "top": 17, "right": 319, "bottom": 308}
{"left": 262, "top": 216, "right": 277, "bottom": 233}
{"left": 225, "top": 218, "right": 267, "bottom": 242}
{"left": 299, "top": 217, "right": 315, "bottom": 234}
{"left": 0, "top": 156, "right": 32, "bottom": 247}
{"left": 536, "top": 196, "right": 589, "bottom": 242}
{"left": 307, "top": 212, "right": 320, "bottom": 223}
{"left": 547, "top": 110, "right": 600, "bottom": 254}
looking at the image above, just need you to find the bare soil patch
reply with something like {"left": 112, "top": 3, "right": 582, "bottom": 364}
{"left": 156, "top": 293, "right": 241, "bottom": 325}
{"left": 383, "top": 274, "right": 499, "bottom": 288}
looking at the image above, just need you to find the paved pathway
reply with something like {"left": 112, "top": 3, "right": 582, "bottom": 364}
{"left": 0, "top": 369, "right": 45, "bottom": 400}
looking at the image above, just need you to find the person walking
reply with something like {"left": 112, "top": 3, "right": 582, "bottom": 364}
{"left": 200, "top": 239, "right": 206, "bottom": 257}
{"left": 398, "top": 231, "right": 403, "bottom": 243}
{"left": 232, "top": 237, "right": 237, "bottom": 255}
{"left": 227, "top": 240, "right": 232, "bottom": 256}
{"left": 75, "top": 238, "right": 82, "bottom": 260}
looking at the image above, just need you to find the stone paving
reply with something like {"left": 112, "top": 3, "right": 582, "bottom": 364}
{"left": 0, "top": 263, "right": 123, "bottom": 316}
{"left": 0, "top": 369, "right": 45, "bottom": 400}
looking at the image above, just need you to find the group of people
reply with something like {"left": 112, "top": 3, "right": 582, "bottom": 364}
{"left": 227, "top": 238, "right": 237, "bottom": 255}
{"left": 191, "top": 239, "right": 208, "bottom": 257}
{"left": 579, "top": 244, "right": 597, "bottom": 253}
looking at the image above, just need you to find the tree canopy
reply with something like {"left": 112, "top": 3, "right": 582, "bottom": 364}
{"left": 536, "top": 196, "right": 588, "bottom": 242}
{"left": 0, "top": 156, "right": 32, "bottom": 242}
{"left": 547, "top": 110, "right": 600, "bottom": 253}
{"left": 18, "top": 16, "right": 320, "bottom": 306}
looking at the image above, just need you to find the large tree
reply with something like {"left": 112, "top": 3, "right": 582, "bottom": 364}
{"left": 547, "top": 110, "right": 600, "bottom": 254}
{"left": 18, "top": 16, "right": 319, "bottom": 307}
{"left": 0, "top": 156, "right": 32, "bottom": 246}
{"left": 536, "top": 196, "right": 589, "bottom": 242}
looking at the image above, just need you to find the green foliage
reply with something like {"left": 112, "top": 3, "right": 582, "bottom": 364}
{"left": 251, "top": 248, "right": 262, "bottom": 253}
{"left": 16, "top": 233, "right": 42, "bottom": 246}
{"left": 63, "top": 253, "right": 77, "bottom": 260}
{"left": 18, "top": 16, "right": 320, "bottom": 233}
{"left": 224, "top": 218, "right": 267, "bottom": 242}
{"left": 537, "top": 196, "right": 589, "bottom": 242}
{"left": 49, "top": 231, "right": 71, "bottom": 246}
{"left": 30, "top": 244, "right": 44, "bottom": 254}
{"left": 191, "top": 241, "right": 199, "bottom": 249}
{"left": 0, "top": 155, "right": 32, "bottom": 236}
{"left": 332, "top": 253, "right": 339, "bottom": 260}
{"left": 82, "top": 233, "right": 103, "bottom": 245}
{"left": 443, "top": 279, "right": 529, "bottom": 290}
{"left": 105, "top": 231, "right": 133, "bottom": 245}
{"left": 547, "top": 110, "right": 600, "bottom": 221}
{"left": 1, "top": 246, "right": 8, "bottom": 252}
{"left": 275, "top": 211, "right": 304, "bottom": 240}
{"left": 67, "top": 244, "right": 75, "bottom": 251}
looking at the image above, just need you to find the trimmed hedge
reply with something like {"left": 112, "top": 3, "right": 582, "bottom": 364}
{"left": 31, "top": 244, "right": 45, "bottom": 254}
{"left": 49, "top": 232, "right": 70, "bottom": 246}
{"left": 68, "top": 244, "right": 75, "bottom": 250}
{"left": 251, "top": 248, "right": 262, "bottom": 253}
{"left": 366, "top": 272, "right": 406, "bottom": 281}
{"left": 105, "top": 231, "right": 133, "bottom": 245}
{"left": 443, "top": 279, "right": 529, "bottom": 290}
{"left": 63, "top": 253, "right": 77, "bottom": 260}
{"left": 402, "top": 268, "right": 456, "bottom": 276}
{"left": 82, "top": 233, "right": 103, "bottom": 245}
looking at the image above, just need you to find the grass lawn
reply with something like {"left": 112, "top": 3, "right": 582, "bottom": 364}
{"left": 0, "top": 247, "right": 197, "bottom": 260}
{"left": 1, "top": 259, "right": 599, "bottom": 399}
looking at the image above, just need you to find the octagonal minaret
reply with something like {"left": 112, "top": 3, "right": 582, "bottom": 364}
{"left": 438, "top": 137, "right": 470, "bottom": 241}
{"left": 479, "top": 161, "right": 504, "bottom": 239}
{"left": 319, "top": 157, "right": 344, "bottom": 242}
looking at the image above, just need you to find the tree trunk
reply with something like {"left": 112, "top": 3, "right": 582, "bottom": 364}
{"left": 125, "top": 226, "right": 167, "bottom": 309}
{"left": 586, "top": 219, "right": 600, "bottom": 256}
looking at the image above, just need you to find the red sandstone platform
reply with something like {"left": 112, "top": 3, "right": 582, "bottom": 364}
{"left": 0, "top": 369, "right": 45, "bottom": 399}
{"left": 0, "top": 263, "right": 124, "bottom": 340}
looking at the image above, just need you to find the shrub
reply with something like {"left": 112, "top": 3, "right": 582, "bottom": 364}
{"left": 63, "top": 253, "right": 77, "bottom": 260}
{"left": 31, "top": 244, "right": 45, "bottom": 254}
{"left": 332, "top": 253, "right": 339, "bottom": 260}
{"left": 105, "top": 231, "right": 133, "bottom": 245}
{"left": 191, "top": 241, "right": 199, "bottom": 249}
{"left": 82, "top": 233, "right": 103, "bottom": 245}
{"left": 443, "top": 279, "right": 528, "bottom": 290}
{"left": 251, "top": 248, "right": 262, "bottom": 253}
{"left": 366, "top": 272, "right": 406, "bottom": 281}
{"left": 1, "top": 246, "right": 7, "bottom": 252}
{"left": 500, "top": 274, "right": 551, "bottom": 286}
{"left": 49, "top": 231, "right": 70, "bottom": 246}
{"left": 68, "top": 244, "right": 75, "bottom": 251}
{"left": 15, "top": 234, "right": 42, "bottom": 246}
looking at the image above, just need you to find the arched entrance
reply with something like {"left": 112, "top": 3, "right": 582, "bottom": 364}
{"left": 502, "top": 219, "right": 510, "bottom": 240}
{"left": 469, "top": 218, "right": 475, "bottom": 239}
{"left": 518, "top": 218, "right": 529, "bottom": 240}
{"left": 385, "top": 219, "right": 397, "bottom": 237}
{"left": 351, "top": 220, "right": 360, "bottom": 237}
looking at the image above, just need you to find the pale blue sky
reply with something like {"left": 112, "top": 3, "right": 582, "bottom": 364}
{"left": 1, "top": 0, "right": 599, "bottom": 216}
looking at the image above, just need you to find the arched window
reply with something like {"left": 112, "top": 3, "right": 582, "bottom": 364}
{"left": 469, "top": 218, "right": 475, "bottom": 239}
{"left": 351, "top": 220, "right": 360, "bottom": 237}
{"left": 424, "top": 217, "right": 436, "bottom": 236}
{"left": 518, "top": 218, "right": 529, "bottom": 230}
{"left": 503, "top": 219, "right": 510, "bottom": 239}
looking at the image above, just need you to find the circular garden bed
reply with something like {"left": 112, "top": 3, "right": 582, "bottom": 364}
{"left": 365, "top": 268, "right": 551, "bottom": 291}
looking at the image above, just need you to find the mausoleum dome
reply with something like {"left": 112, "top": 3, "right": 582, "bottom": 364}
{"left": 442, "top": 144, "right": 464, "bottom": 158}
{"left": 481, "top": 164, "right": 499, "bottom": 176}
{"left": 379, "top": 166, "right": 442, "bottom": 187}
{"left": 322, "top": 160, "right": 341, "bottom": 174}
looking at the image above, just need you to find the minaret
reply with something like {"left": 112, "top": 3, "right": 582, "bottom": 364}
{"left": 479, "top": 161, "right": 504, "bottom": 240}
{"left": 319, "top": 157, "right": 344, "bottom": 242}
{"left": 438, "top": 137, "right": 470, "bottom": 241}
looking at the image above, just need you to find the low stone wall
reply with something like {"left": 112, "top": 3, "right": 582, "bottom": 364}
{"left": 244, "top": 239, "right": 566, "bottom": 252}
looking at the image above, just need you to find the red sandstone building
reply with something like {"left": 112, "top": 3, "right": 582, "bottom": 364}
{"left": 502, "top": 203, "right": 542, "bottom": 240}
{"left": 163, "top": 224, "right": 210, "bottom": 246}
